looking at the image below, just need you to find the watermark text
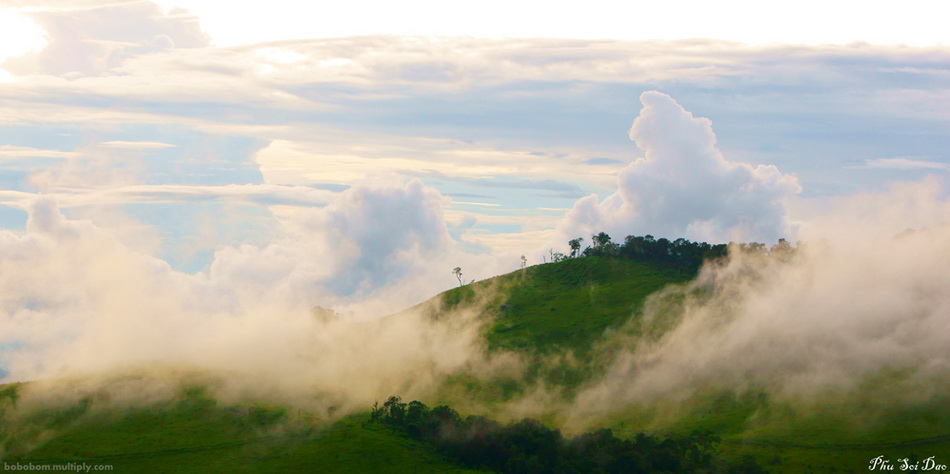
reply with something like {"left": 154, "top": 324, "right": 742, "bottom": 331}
{"left": 3, "top": 463, "right": 113, "bottom": 472}
{"left": 869, "top": 455, "right": 948, "bottom": 471}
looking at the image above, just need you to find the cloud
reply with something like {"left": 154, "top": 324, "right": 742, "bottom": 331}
{"left": 861, "top": 157, "right": 950, "bottom": 171}
{"left": 551, "top": 92, "right": 801, "bottom": 248}
{"left": 3, "top": 174, "right": 949, "bottom": 438}
{"left": 0, "top": 182, "right": 518, "bottom": 406}
{"left": 0, "top": 178, "right": 475, "bottom": 313}
{"left": 21, "top": 184, "right": 336, "bottom": 208}
{"left": 2, "top": 36, "right": 948, "bottom": 207}
{"left": 201, "top": 178, "right": 520, "bottom": 316}
{"left": 3, "top": 5, "right": 950, "bottom": 434}
{"left": 16, "top": 131, "right": 266, "bottom": 194}
{"left": 4, "top": 1, "right": 209, "bottom": 76}
{"left": 0, "top": 145, "right": 77, "bottom": 162}
{"left": 99, "top": 140, "right": 177, "bottom": 149}
{"left": 567, "top": 178, "right": 950, "bottom": 425}
{"left": 0, "top": 198, "right": 516, "bottom": 419}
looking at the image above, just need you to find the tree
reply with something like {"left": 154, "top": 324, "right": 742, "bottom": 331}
{"left": 592, "top": 232, "right": 612, "bottom": 248}
{"left": 452, "top": 267, "right": 463, "bottom": 286}
{"left": 771, "top": 238, "right": 793, "bottom": 254}
{"left": 621, "top": 235, "right": 645, "bottom": 259}
{"left": 585, "top": 232, "right": 618, "bottom": 257}
{"left": 568, "top": 237, "right": 584, "bottom": 258}
{"left": 310, "top": 306, "right": 342, "bottom": 323}
{"left": 369, "top": 397, "right": 763, "bottom": 473}
{"left": 520, "top": 255, "right": 527, "bottom": 270}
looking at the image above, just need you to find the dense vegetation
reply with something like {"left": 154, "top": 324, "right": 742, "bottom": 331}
{"left": 563, "top": 232, "right": 792, "bottom": 274}
{"left": 571, "top": 233, "right": 727, "bottom": 275}
{"left": 371, "top": 396, "right": 766, "bottom": 473}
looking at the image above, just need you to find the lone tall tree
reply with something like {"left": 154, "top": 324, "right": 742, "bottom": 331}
{"left": 568, "top": 237, "right": 584, "bottom": 258}
{"left": 452, "top": 267, "right": 463, "bottom": 286}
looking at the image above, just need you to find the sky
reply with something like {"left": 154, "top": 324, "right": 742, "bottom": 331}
{"left": 0, "top": 1, "right": 949, "bottom": 381}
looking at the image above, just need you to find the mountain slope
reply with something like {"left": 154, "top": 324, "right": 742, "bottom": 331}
{"left": 422, "top": 256, "right": 691, "bottom": 355}
{"left": 4, "top": 256, "right": 950, "bottom": 472}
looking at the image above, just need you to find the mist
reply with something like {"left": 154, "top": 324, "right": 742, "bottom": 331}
{"left": 566, "top": 178, "right": 950, "bottom": 427}
{"left": 1, "top": 88, "right": 948, "bottom": 449}
{"left": 0, "top": 184, "right": 522, "bottom": 427}
{"left": 3, "top": 178, "right": 950, "bottom": 447}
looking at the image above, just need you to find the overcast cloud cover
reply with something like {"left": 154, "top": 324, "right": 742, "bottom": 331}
{"left": 0, "top": 0, "right": 949, "bottom": 408}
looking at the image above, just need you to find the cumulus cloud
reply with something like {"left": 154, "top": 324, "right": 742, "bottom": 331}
{"left": 207, "top": 179, "right": 481, "bottom": 313}
{"left": 551, "top": 92, "right": 801, "bottom": 249}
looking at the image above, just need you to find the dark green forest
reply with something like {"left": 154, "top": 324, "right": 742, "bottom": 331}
{"left": 561, "top": 231, "right": 793, "bottom": 275}
{"left": 371, "top": 395, "right": 767, "bottom": 474}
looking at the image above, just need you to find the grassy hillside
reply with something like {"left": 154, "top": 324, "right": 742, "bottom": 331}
{"left": 3, "top": 256, "right": 949, "bottom": 472}
{"left": 413, "top": 256, "right": 950, "bottom": 471}
{"left": 2, "top": 387, "right": 480, "bottom": 473}
{"left": 430, "top": 256, "right": 691, "bottom": 355}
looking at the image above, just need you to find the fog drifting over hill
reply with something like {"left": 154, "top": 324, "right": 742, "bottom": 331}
{"left": 570, "top": 179, "right": 950, "bottom": 424}
{"left": 1, "top": 92, "right": 948, "bottom": 430}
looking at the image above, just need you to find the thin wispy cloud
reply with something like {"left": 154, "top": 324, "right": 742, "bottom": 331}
{"left": 0, "top": 183, "right": 335, "bottom": 208}
{"left": 860, "top": 157, "right": 950, "bottom": 171}
{"left": 0, "top": 145, "right": 78, "bottom": 160}
{"left": 99, "top": 141, "right": 177, "bottom": 149}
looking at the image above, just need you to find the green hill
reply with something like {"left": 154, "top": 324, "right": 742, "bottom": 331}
{"left": 1, "top": 385, "right": 478, "bottom": 473}
{"left": 423, "top": 256, "right": 691, "bottom": 355}
{"left": 414, "top": 257, "right": 950, "bottom": 472}
{"left": 3, "top": 256, "right": 949, "bottom": 472}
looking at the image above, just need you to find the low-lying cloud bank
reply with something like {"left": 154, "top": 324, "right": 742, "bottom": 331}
{"left": 0, "top": 180, "right": 515, "bottom": 395}
{"left": 569, "top": 177, "right": 950, "bottom": 424}
{"left": 9, "top": 180, "right": 947, "bottom": 433}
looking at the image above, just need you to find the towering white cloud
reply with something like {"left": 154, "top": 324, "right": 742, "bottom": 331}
{"left": 553, "top": 91, "right": 801, "bottom": 247}
{"left": 208, "top": 179, "right": 469, "bottom": 313}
